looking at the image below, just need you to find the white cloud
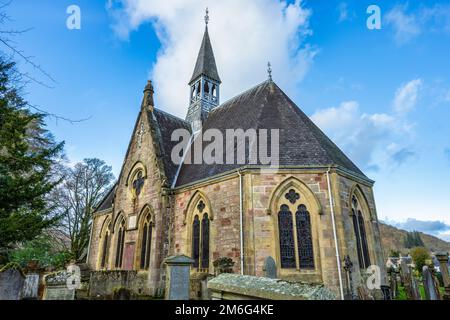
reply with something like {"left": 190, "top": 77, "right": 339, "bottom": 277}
{"left": 385, "top": 5, "right": 421, "bottom": 45}
{"left": 312, "top": 101, "right": 395, "bottom": 170}
{"left": 393, "top": 79, "right": 422, "bottom": 114}
{"left": 311, "top": 80, "right": 421, "bottom": 171}
{"left": 337, "top": 2, "right": 349, "bottom": 23}
{"left": 108, "top": 0, "right": 317, "bottom": 118}
{"left": 385, "top": 3, "right": 450, "bottom": 46}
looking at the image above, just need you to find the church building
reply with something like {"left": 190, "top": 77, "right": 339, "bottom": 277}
{"left": 87, "top": 12, "right": 386, "bottom": 299}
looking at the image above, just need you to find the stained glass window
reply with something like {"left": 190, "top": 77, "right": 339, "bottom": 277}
{"left": 285, "top": 189, "right": 300, "bottom": 204}
{"left": 278, "top": 204, "right": 296, "bottom": 268}
{"left": 201, "top": 213, "right": 210, "bottom": 269}
{"left": 352, "top": 197, "right": 371, "bottom": 269}
{"left": 140, "top": 224, "right": 148, "bottom": 269}
{"left": 101, "top": 232, "right": 109, "bottom": 269}
{"left": 296, "top": 204, "right": 315, "bottom": 269}
{"left": 132, "top": 171, "right": 145, "bottom": 197}
{"left": 192, "top": 215, "right": 200, "bottom": 268}
{"left": 197, "top": 201, "right": 206, "bottom": 213}
{"left": 140, "top": 213, "right": 153, "bottom": 270}
{"left": 358, "top": 211, "right": 371, "bottom": 268}
{"left": 115, "top": 220, "right": 126, "bottom": 269}
{"left": 352, "top": 209, "right": 364, "bottom": 268}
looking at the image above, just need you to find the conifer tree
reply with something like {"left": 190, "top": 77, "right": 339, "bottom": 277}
{"left": 0, "top": 59, "right": 64, "bottom": 262}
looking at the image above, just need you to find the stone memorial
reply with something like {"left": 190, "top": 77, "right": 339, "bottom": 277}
{"left": 263, "top": 257, "right": 277, "bottom": 279}
{"left": 387, "top": 268, "right": 397, "bottom": 299}
{"left": 410, "top": 270, "right": 421, "bottom": 300}
{"left": 422, "top": 266, "right": 439, "bottom": 300}
{"left": 43, "top": 271, "right": 75, "bottom": 300}
{"left": 22, "top": 274, "right": 40, "bottom": 300}
{"left": 208, "top": 273, "right": 336, "bottom": 300}
{"left": 343, "top": 255, "right": 356, "bottom": 300}
{"left": 0, "top": 268, "right": 25, "bottom": 300}
{"left": 399, "top": 260, "right": 415, "bottom": 300}
{"left": 435, "top": 252, "right": 450, "bottom": 300}
{"left": 165, "top": 255, "right": 194, "bottom": 300}
{"left": 380, "top": 285, "right": 391, "bottom": 300}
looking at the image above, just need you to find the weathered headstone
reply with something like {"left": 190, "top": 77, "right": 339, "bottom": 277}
{"left": 410, "top": 269, "right": 421, "bottom": 300}
{"left": 435, "top": 252, "right": 450, "bottom": 300}
{"left": 22, "top": 274, "right": 40, "bottom": 300}
{"left": 422, "top": 266, "right": 439, "bottom": 300}
{"left": 387, "top": 268, "right": 397, "bottom": 299}
{"left": 43, "top": 271, "right": 75, "bottom": 300}
{"left": 263, "top": 257, "right": 277, "bottom": 279}
{"left": 400, "top": 260, "right": 420, "bottom": 300}
{"left": 0, "top": 268, "right": 25, "bottom": 300}
{"left": 343, "top": 255, "right": 356, "bottom": 300}
{"left": 165, "top": 255, "right": 194, "bottom": 300}
{"left": 399, "top": 260, "right": 413, "bottom": 299}
{"left": 380, "top": 285, "right": 391, "bottom": 300}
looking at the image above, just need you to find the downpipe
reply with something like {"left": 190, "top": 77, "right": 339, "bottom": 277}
{"left": 326, "top": 167, "right": 345, "bottom": 300}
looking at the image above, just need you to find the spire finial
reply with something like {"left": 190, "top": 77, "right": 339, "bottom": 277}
{"left": 205, "top": 7, "right": 210, "bottom": 26}
{"left": 267, "top": 62, "right": 273, "bottom": 82}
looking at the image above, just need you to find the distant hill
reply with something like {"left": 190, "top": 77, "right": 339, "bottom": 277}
{"left": 379, "top": 222, "right": 450, "bottom": 259}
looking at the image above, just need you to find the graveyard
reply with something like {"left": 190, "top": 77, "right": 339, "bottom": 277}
{"left": 1, "top": 249, "right": 450, "bottom": 300}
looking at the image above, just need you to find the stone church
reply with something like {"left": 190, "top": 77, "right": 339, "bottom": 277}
{"left": 87, "top": 15, "right": 386, "bottom": 299}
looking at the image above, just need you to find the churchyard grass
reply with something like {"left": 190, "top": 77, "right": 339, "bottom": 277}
{"left": 396, "top": 284, "right": 445, "bottom": 300}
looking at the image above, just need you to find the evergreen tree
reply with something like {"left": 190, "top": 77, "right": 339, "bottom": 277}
{"left": 0, "top": 59, "right": 64, "bottom": 262}
{"left": 404, "top": 231, "right": 425, "bottom": 249}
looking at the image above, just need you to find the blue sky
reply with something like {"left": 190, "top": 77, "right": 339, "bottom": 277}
{"left": 4, "top": 1, "right": 450, "bottom": 240}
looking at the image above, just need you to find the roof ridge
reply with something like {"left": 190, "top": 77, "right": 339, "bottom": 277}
{"left": 209, "top": 80, "right": 271, "bottom": 115}
{"left": 154, "top": 107, "right": 189, "bottom": 124}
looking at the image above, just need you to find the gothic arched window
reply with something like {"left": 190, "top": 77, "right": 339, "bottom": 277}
{"left": 279, "top": 204, "right": 296, "bottom": 268}
{"left": 139, "top": 212, "right": 153, "bottom": 270}
{"left": 201, "top": 213, "right": 210, "bottom": 269}
{"left": 277, "top": 188, "right": 316, "bottom": 270}
{"left": 132, "top": 171, "right": 145, "bottom": 197}
{"left": 204, "top": 81, "right": 210, "bottom": 95}
{"left": 192, "top": 215, "right": 200, "bottom": 268}
{"left": 115, "top": 218, "right": 126, "bottom": 269}
{"left": 99, "top": 220, "right": 111, "bottom": 269}
{"left": 351, "top": 195, "right": 371, "bottom": 269}
{"left": 190, "top": 198, "right": 211, "bottom": 272}
{"left": 296, "top": 204, "right": 315, "bottom": 269}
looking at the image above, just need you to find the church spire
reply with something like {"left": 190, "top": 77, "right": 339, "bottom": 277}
{"left": 186, "top": 9, "right": 221, "bottom": 133}
{"left": 205, "top": 7, "right": 209, "bottom": 26}
{"left": 189, "top": 9, "right": 221, "bottom": 85}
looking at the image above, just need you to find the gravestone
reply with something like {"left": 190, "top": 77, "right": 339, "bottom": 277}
{"left": 165, "top": 255, "right": 194, "bottom": 300}
{"left": 22, "top": 274, "right": 40, "bottom": 300}
{"left": 387, "top": 268, "right": 397, "bottom": 299}
{"left": 380, "top": 285, "right": 391, "bottom": 300}
{"left": 43, "top": 271, "right": 75, "bottom": 300}
{"left": 422, "top": 266, "right": 439, "bottom": 300}
{"left": 435, "top": 252, "right": 450, "bottom": 300}
{"left": 399, "top": 260, "right": 413, "bottom": 299}
{"left": 343, "top": 255, "right": 356, "bottom": 300}
{"left": 263, "top": 257, "right": 277, "bottom": 279}
{"left": 400, "top": 260, "right": 420, "bottom": 300}
{"left": 410, "top": 270, "right": 421, "bottom": 300}
{"left": 0, "top": 268, "right": 25, "bottom": 300}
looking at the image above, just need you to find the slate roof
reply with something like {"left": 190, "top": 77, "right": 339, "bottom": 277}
{"left": 152, "top": 108, "right": 191, "bottom": 185}
{"left": 175, "top": 80, "right": 367, "bottom": 187}
{"left": 93, "top": 109, "right": 191, "bottom": 214}
{"left": 95, "top": 184, "right": 116, "bottom": 212}
{"left": 189, "top": 27, "right": 221, "bottom": 84}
